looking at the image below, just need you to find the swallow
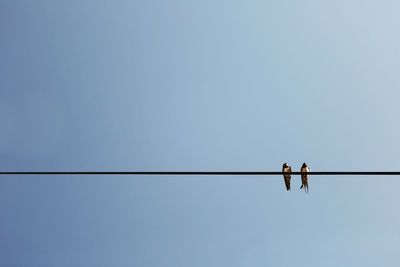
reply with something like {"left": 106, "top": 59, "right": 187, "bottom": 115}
{"left": 300, "top": 162, "right": 310, "bottom": 193}
{"left": 282, "top": 163, "right": 292, "bottom": 191}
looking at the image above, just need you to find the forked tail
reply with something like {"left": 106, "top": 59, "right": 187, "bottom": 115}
{"left": 300, "top": 183, "right": 309, "bottom": 193}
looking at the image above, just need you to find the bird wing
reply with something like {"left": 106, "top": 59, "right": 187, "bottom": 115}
{"left": 301, "top": 167, "right": 308, "bottom": 182}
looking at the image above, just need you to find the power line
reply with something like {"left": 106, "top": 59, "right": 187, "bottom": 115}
{"left": 0, "top": 171, "right": 400, "bottom": 175}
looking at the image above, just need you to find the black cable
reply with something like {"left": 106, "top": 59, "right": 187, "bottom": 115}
{"left": 0, "top": 171, "right": 399, "bottom": 175}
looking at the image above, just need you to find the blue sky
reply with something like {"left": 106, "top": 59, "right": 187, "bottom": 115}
{"left": 1, "top": 0, "right": 400, "bottom": 266}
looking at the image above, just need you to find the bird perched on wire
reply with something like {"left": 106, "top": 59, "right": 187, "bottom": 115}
{"left": 300, "top": 162, "right": 310, "bottom": 193}
{"left": 282, "top": 163, "right": 292, "bottom": 191}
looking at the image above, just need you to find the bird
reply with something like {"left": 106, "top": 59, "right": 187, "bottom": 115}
{"left": 282, "top": 163, "right": 292, "bottom": 191}
{"left": 300, "top": 162, "right": 310, "bottom": 193}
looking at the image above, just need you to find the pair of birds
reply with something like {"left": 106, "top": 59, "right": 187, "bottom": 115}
{"left": 282, "top": 162, "right": 310, "bottom": 193}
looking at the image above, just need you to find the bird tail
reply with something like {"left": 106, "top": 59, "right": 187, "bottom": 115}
{"left": 284, "top": 176, "right": 291, "bottom": 191}
{"left": 300, "top": 183, "right": 309, "bottom": 193}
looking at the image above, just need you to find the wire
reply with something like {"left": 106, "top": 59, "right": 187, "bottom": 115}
{"left": 0, "top": 171, "right": 399, "bottom": 175}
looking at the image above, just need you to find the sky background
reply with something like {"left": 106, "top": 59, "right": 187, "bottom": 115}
{"left": 1, "top": 0, "right": 400, "bottom": 266}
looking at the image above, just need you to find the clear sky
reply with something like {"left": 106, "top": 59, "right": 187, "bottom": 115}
{"left": 1, "top": 0, "right": 400, "bottom": 266}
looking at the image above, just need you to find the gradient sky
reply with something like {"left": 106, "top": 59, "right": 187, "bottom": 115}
{"left": 1, "top": 1, "right": 400, "bottom": 266}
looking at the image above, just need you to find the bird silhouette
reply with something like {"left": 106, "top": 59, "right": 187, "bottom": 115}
{"left": 282, "top": 163, "right": 292, "bottom": 191}
{"left": 300, "top": 162, "right": 310, "bottom": 193}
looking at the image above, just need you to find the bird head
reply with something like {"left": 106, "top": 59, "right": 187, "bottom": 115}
{"left": 302, "top": 162, "right": 307, "bottom": 167}
{"left": 283, "top": 163, "right": 288, "bottom": 167}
